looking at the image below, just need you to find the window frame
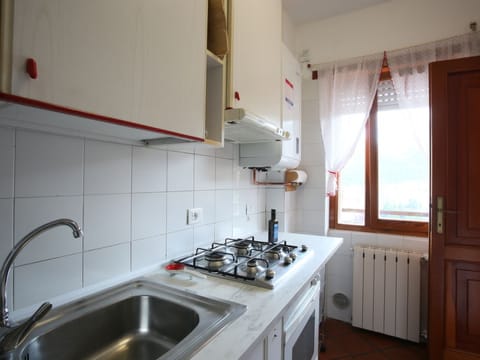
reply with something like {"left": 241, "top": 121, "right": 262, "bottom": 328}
{"left": 329, "top": 72, "right": 429, "bottom": 237}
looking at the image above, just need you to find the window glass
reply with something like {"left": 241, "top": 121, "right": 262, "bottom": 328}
{"left": 377, "top": 107, "right": 429, "bottom": 222}
{"left": 337, "top": 129, "right": 366, "bottom": 225}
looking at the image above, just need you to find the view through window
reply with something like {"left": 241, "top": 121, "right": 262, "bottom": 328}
{"left": 335, "top": 78, "right": 429, "bottom": 232}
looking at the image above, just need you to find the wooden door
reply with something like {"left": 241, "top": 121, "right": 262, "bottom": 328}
{"left": 430, "top": 55, "right": 480, "bottom": 359}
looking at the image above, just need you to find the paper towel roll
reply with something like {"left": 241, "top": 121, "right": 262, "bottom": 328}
{"left": 285, "top": 170, "right": 308, "bottom": 185}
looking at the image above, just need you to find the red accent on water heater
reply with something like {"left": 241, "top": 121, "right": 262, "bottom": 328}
{"left": 26, "top": 58, "right": 38, "bottom": 79}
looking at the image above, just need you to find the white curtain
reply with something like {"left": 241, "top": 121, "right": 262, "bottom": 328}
{"left": 386, "top": 32, "right": 480, "bottom": 162}
{"left": 388, "top": 32, "right": 480, "bottom": 111}
{"left": 317, "top": 54, "right": 383, "bottom": 196}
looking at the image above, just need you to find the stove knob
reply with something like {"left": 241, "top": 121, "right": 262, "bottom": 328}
{"left": 301, "top": 244, "right": 308, "bottom": 252}
{"left": 284, "top": 256, "right": 293, "bottom": 265}
{"left": 290, "top": 253, "right": 297, "bottom": 261}
{"left": 266, "top": 269, "right": 275, "bottom": 280}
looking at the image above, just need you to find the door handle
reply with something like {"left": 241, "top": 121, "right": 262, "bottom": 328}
{"left": 436, "top": 196, "right": 457, "bottom": 234}
{"left": 436, "top": 196, "right": 444, "bottom": 234}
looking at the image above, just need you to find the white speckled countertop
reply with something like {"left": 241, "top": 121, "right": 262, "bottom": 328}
{"left": 147, "top": 232, "right": 343, "bottom": 360}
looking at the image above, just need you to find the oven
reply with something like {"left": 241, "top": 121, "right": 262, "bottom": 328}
{"left": 283, "top": 274, "right": 321, "bottom": 360}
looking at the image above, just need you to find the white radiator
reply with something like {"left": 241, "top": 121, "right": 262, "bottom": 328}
{"left": 352, "top": 246, "right": 425, "bottom": 342}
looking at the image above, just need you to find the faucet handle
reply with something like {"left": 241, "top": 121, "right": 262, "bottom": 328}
{"left": 29, "top": 302, "right": 52, "bottom": 324}
{"left": 0, "top": 302, "right": 52, "bottom": 352}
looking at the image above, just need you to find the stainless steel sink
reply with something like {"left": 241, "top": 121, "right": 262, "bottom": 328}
{"left": 5, "top": 279, "right": 245, "bottom": 360}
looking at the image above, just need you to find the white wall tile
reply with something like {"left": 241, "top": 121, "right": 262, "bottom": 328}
{"left": 350, "top": 231, "right": 376, "bottom": 248}
{"left": 325, "top": 273, "right": 353, "bottom": 322}
{"left": 0, "top": 199, "right": 13, "bottom": 265}
{"left": 302, "top": 188, "right": 325, "bottom": 211}
{"left": 301, "top": 210, "right": 327, "bottom": 235}
{"left": 266, "top": 188, "right": 285, "bottom": 212}
{"left": 215, "top": 142, "right": 234, "bottom": 159}
{"left": 236, "top": 167, "right": 253, "bottom": 189}
{"left": 166, "top": 229, "right": 194, "bottom": 259}
{"left": 167, "top": 152, "right": 194, "bottom": 191}
{"left": 194, "top": 143, "right": 217, "bottom": 157}
{"left": 166, "top": 143, "right": 195, "bottom": 154}
{"left": 300, "top": 142, "right": 324, "bottom": 166}
{"left": 215, "top": 190, "right": 233, "bottom": 222}
{"left": 14, "top": 254, "right": 82, "bottom": 309}
{"left": 14, "top": 196, "right": 83, "bottom": 265}
{"left": 285, "top": 191, "right": 297, "bottom": 212}
{"left": 0, "top": 127, "right": 14, "bottom": 198}
{"left": 84, "top": 243, "right": 130, "bottom": 287}
{"left": 132, "top": 235, "right": 166, "bottom": 271}
{"left": 402, "top": 236, "right": 429, "bottom": 253}
{"left": 166, "top": 192, "right": 193, "bottom": 233}
{"left": 326, "top": 252, "right": 353, "bottom": 279}
{"left": 328, "top": 229, "right": 352, "bottom": 255}
{"left": 84, "top": 194, "right": 131, "bottom": 250}
{"left": 301, "top": 99, "right": 320, "bottom": 123}
{"left": 239, "top": 189, "right": 261, "bottom": 215}
{"left": 301, "top": 165, "right": 326, "bottom": 190}
{"left": 84, "top": 140, "right": 131, "bottom": 194}
{"left": 132, "top": 193, "right": 166, "bottom": 240}
{"left": 215, "top": 158, "right": 233, "bottom": 189}
{"left": 194, "top": 155, "right": 215, "bottom": 190}
{"left": 15, "top": 131, "right": 84, "bottom": 197}
{"left": 302, "top": 120, "right": 323, "bottom": 145}
{"left": 214, "top": 220, "right": 233, "bottom": 242}
{"left": 378, "top": 234, "right": 403, "bottom": 249}
{"left": 193, "top": 224, "right": 215, "bottom": 249}
{"left": 257, "top": 188, "right": 266, "bottom": 214}
{"left": 132, "top": 147, "right": 167, "bottom": 193}
{"left": 302, "top": 79, "right": 319, "bottom": 101}
{"left": 194, "top": 190, "right": 215, "bottom": 225}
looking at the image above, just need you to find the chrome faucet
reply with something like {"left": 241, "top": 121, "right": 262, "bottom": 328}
{"left": 0, "top": 218, "right": 83, "bottom": 351}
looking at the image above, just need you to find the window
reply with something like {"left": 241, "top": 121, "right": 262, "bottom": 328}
{"left": 330, "top": 66, "right": 429, "bottom": 236}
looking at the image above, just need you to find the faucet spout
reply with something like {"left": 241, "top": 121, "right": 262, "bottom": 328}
{"left": 0, "top": 218, "right": 83, "bottom": 329}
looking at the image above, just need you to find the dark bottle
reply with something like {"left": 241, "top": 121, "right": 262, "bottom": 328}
{"left": 268, "top": 209, "right": 279, "bottom": 243}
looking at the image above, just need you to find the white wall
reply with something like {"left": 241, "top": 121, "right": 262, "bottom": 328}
{"left": 296, "top": 79, "right": 328, "bottom": 236}
{"left": 296, "top": 0, "right": 480, "bottom": 63}
{"left": 0, "top": 118, "right": 266, "bottom": 313}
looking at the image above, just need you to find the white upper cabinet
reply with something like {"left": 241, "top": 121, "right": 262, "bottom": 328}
{"left": 3, "top": 0, "right": 208, "bottom": 141}
{"left": 228, "top": 0, "right": 282, "bottom": 127}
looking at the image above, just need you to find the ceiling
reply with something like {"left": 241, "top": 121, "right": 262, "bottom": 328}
{"left": 282, "top": 0, "right": 390, "bottom": 25}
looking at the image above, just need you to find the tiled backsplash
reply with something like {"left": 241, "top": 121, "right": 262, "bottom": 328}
{"left": 0, "top": 126, "right": 267, "bottom": 312}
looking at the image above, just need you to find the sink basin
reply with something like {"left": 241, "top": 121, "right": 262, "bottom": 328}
{"left": 8, "top": 279, "right": 245, "bottom": 360}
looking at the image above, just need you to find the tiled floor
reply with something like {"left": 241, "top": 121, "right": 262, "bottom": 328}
{"left": 319, "top": 319, "right": 428, "bottom": 359}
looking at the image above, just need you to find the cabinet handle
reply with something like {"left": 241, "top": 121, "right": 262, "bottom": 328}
{"left": 26, "top": 58, "right": 38, "bottom": 79}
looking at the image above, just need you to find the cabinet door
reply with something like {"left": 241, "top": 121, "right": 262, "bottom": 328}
{"left": 133, "top": 0, "right": 207, "bottom": 139}
{"left": 229, "top": 0, "right": 281, "bottom": 126}
{"left": 266, "top": 318, "right": 283, "bottom": 360}
{"left": 12, "top": 0, "right": 137, "bottom": 122}
{"left": 10, "top": 0, "right": 207, "bottom": 139}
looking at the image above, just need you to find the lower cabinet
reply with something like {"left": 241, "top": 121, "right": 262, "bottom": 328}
{"left": 266, "top": 318, "right": 282, "bottom": 359}
{"left": 243, "top": 318, "right": 283, "bottom": 360}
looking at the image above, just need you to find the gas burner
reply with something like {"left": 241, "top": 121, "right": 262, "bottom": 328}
{"left": 205, "top": 251, "right": 228, "bottom": 271}
{"left": 246, "top": 259, "right": 258, "bottom": 276}
{"left": 264, "top": 248, "right": 284, "bottom": 261}
{"left": 232, "top": 240, "right": 253, "bottom": 256}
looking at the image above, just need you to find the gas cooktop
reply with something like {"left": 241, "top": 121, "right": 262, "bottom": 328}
{"left": 173, "top": 236, "right": 312, "bottom": 289}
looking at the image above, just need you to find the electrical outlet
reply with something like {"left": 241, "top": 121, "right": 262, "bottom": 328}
{"left": 187, "top": 208, "right": 203, "bottom": 225}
